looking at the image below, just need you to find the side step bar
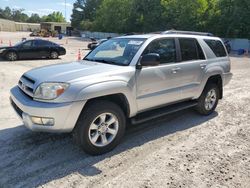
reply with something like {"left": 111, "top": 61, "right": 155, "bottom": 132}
{"left": 131, "top": 101, "right": 198, "bottom": 124}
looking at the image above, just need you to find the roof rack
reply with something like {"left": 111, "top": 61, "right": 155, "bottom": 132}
{"left": 162, "top": 30, "right": 214, "bottom": 36}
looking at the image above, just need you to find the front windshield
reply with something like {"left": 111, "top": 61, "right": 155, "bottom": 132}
{"left": 84, "top": 38, "right": 146, "bottom": 66}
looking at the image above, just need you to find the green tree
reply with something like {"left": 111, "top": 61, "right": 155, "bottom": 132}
{"left": 27, "top": 13, "right": 41, "bottom": 23}
{"left": 71, "top": 0, "right": 102, "bottom": 30}
{"left": 70, "top": 0, "right": 250, "bottom": 38}
{"left": 11, "top": 9, "right": 29, "bottom": 22}
{"left": 42, "top": 12, "right": 66, "bottom": 22}
{"left": 71, "top": 0, "right": 85, "bottom": 29}
{"left": 93, "top": 0, "right": 133, "bottom": 33}
{"left": 0, "top": 7, "right": 12, "bottom": 19}
{"left": 213, "top": 0, "right": 250, "bottom": 38}
{"left": 128, "top": 0, "right": 164, "bottom": 32}
{"left": 161, "top": 0, "right": 209, "bottom": 31}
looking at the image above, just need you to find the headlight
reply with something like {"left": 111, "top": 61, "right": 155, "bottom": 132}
{"left": 34, "top": 82, "right": 69, "bottom": 100}
{"left": 0, "top": 49, "right": 6, "bottom": 53}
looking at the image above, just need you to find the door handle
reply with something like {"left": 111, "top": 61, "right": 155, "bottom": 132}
{"left": 200, "top": 64, "right": 207, "bottom": 69}
{"left": 171, "top": 67, "right": 181, "bottom": 74}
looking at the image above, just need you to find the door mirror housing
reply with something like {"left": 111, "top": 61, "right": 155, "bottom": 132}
{"left": 137, "top": 53, "right": 160, "bottom": 69}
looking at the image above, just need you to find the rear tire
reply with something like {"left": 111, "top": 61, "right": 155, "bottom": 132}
{"left": 73, "top": 100, "right": 126, "bottom": 155}
{"left": 196, "top": 83, "right": 219, "bottom": 115}
{"left": 6, "top": 51, "right": 18, "bottom": 61}
{"left": 50, "top": 51, "right": 59, "bottom": 59}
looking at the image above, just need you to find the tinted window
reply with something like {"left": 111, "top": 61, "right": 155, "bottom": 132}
{"left": 22, "top": 41, "right": 32, "bottom": 48}
{"left": 34, "top": 40, "right": 50, "bottom": 47}
{"left": 179, "top": 38, "right": 205, "bottom": 61}
{"left": 204, "top": 39, "right": 227, "bottom": 57}
{"left": 144, "top": 38, "right": 176, "bottom": 64}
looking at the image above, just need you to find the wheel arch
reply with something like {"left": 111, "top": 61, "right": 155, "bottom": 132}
{"left": 75, "top": 81, "right": 137, "bottom": 118}
{"left": 5, "top": 50, "right": 19, "bottom": 60}
{"left": 206, "top": 75, "right": 223, "bottom": 99}
{"left": 200, "top": 74, "right": 223, "bottom": 99}
{"left": 83, "top": 93, "right": 130, "bottom": 118}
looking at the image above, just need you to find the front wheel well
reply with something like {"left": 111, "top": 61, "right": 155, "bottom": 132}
{"left": 206, "top": 75, "right": 223, "bottom": 99}
{"left": 83, "top": 94, "right": 130, "bottom": 117}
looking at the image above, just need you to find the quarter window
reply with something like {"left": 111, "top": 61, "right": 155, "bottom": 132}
{"left": 143, "top": 38, "right": 176, "bottom": 64}
{"left": 179, "top": 38, "right": 205, "bottom": 61}
{"left": 204, "top": 39, "right": 227, "bottom": 57}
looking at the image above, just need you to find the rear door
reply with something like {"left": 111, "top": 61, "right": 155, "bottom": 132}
{"left": 176, "top": 38, "right": 207, "bottom": 99}
{"left": 33, "top": 40, "right": 50, "bottom": 58}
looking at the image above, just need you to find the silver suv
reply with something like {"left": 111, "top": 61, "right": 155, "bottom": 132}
{"left": 10, "top": 31, "right": 232, "bottom": 155}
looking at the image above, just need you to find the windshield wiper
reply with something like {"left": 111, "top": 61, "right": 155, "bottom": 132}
{"left": 83, "top": 57, "right": 96, "bottom": 61}
{"left": 84, "top": 58, "right": 122, "bottom": 66}
{"left": 92, "top": 59, "right": 118, "bottom": 65}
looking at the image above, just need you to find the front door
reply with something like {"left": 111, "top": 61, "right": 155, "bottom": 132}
{"left": 18, "top": 40, "right": 34, "bottom": 59}
{"left": 136, "top": 38, "right": 183, "bottom": 112}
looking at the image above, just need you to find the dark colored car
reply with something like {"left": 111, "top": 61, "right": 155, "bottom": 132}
{"left": 87, "top": 39, "right": 108, "bottom": 50}
{"left": 0, "top": 39, "right": 66, "bottom": 61}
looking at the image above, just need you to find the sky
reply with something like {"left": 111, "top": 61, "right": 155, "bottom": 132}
{"left": 0, "top": 0, "right": 75, "bottom": 21}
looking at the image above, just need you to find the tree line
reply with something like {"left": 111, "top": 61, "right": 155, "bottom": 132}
{"left": 0, "top": 7, "right": 66, "bottom": 23}
{"left": 71, "top": 0, "right": 250, "bottom": 38}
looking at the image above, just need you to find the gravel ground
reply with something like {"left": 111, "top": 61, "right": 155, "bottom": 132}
{"left": 0, "top": 32, "right": 250, "bottom": 188}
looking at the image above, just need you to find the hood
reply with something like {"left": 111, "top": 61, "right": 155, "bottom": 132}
{"left": 24, "top": 60, "right": 134, "bottom": 84}
{"left": 0, "top": 46, "right": 12, "bottom": 50}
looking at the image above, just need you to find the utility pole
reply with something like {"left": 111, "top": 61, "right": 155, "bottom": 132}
{"left": 65, "top": 0, "right": 67, "bottom": 21}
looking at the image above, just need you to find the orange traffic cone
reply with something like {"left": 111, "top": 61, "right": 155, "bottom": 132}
{"left": 9, "top": 40, "right": 12, "bottom": 47}
{"left": 77, "top": 49, "right": 81, "bottom": 61}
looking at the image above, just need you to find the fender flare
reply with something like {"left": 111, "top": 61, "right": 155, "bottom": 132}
{"left": 75, "top": 80, "right": 138, "bottom": 117}
{"left": 196, "top": 66, "right": 223, "bottom": 98}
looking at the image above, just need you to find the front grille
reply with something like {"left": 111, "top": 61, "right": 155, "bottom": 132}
{"left": 18, "top": 75, "right": 35, "bottom": 98}
{"left": 10, "top": 98, "right": 23, "bottom": 118}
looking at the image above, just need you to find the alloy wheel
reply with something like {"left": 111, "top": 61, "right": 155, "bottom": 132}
{"left": 88, "top": 113, "right": 119, "bottom": 147}
{"left": 205, "top": 89, "right": 217, "bottom": 110}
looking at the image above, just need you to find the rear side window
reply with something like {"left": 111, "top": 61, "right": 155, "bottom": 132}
{"left": 179, "top": 38, "right": 205, "bottom": 61}
{"left": 204, "top": 39, "right": 227, "bottom": 57}
{"left": 34, "top": 40, "right": 50, "bottom": 47}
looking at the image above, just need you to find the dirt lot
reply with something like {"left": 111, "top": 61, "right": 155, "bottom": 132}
{"left": 0, "top": 32, "right": 250, "bottom": 188}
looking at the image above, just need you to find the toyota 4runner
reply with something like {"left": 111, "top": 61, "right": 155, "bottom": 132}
{"left": 10, "top": 31, "right": 232, "bottom": 155}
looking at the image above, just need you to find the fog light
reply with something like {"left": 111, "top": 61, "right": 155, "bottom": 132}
{"left": 31, "top": 116, "right": 54, "bottom": 126}
{"left": 31, "top": 117, "right": 43, "bottom": 124}
{"left": 41, "top": 118, "right": 54, "bottom": 126}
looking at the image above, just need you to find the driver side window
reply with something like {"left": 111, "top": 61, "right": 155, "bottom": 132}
{"left": 144, "top": 38, "right": 176, "bottom": 64}
{"left": 22, "top": 41, "right": 33, "bottom": 48}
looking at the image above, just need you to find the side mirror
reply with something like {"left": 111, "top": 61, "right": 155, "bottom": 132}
{"left": 137, "top": 53, "right": 160, "bottom": 69}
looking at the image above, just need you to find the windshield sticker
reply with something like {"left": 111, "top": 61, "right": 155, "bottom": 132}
{"left": 128, "top": 40, "right": 143, "bottom": 45}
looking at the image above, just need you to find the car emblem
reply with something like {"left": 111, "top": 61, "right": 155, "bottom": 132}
{"left": 21, "top": 83, "right": 26, "bottom": 90}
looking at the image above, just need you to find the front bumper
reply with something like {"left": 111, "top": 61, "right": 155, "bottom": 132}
{"left": 223, "top": 72, "right": 233, "bottom": 86}
{"left": 10, "top": 86, "right": 86, "bottom": 133}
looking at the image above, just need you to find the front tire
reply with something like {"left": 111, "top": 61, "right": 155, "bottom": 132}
{"left": 50, "top": 51, "right": 59, "bottom": 59}
{"left": 6, "top": 51, "right": 18, "bottom": 61}
{"left": 73, "top": 100, "right": 126, "bottom": 155}
{"left": 196, "top": 83, "right": 219, "bottom": 115}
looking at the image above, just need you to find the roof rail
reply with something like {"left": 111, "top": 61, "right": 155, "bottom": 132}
{"left": 162, "top": 30, "right": 214, "bottom": 36}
